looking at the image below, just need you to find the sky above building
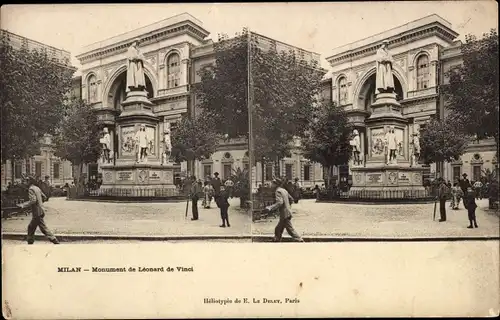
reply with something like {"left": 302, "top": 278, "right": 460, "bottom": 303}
{"left": 1, "top": 2, "right": 497, "bottom": 75}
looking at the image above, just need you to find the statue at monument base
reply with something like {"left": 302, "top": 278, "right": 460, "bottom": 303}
{"left": 135, "top": 124, "right": 149, "bottom": 164}
{"left": 384, "top": 126, "right": 398, "bottom": 165}
{"left": 410, "top": 132, "right": 421, "bottom": 167}
{"left": 350, "top": 129, "right": 363, "bottom": 166}
{"left": 99, "top": 127, "right": 111, "bottom": 164}
{"left": 162, "top": 124, "right": 173, "bottom": 165}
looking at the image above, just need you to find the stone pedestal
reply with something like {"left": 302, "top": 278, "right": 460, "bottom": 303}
{"left": 97, "top": 89, "right": 180, "bottom": 197}
{"left": 349, "top": 91, "right": 426, "bottom": 199}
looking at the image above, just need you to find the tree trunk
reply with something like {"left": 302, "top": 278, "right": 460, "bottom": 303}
{"left": 326, "top": 165, "right": 331, "bottom": 188}
{"left": 11, "top": 159, "right": 15, "bottom": 184}
{"left": 261, "top": 158, "right": 265, "bottom": 185}
{"left": 76, "top": 163, "right": 84, "bottom": 197}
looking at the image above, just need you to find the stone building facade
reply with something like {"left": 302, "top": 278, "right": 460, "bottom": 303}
{"left": 320, "top": 14, "right": 497, "bottom": 184}
{"left": 1, "top": 30, "right": 78, "bottom": 188}
{"left": 75, "top": 13, "right": 324, "bottom": 185}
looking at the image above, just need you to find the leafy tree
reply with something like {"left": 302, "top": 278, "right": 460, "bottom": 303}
{"left": 0, "top": 35, "right": 75, "bottom": 169}
{"left": 301, "top": 102, "right": 353, "bottom": 187}
{"left": 194, "top": 31, "right": 325, "bottom": 182}
{"left": 170, "top": 115, "right": 222, "bottom": 164}
{"left": 194, "top": 34, "right": 249, "bottom": 139}
{"left": 52, "top": 99, "right": 101, "bottom": 195}
{"left": 419, "top": 118, "right": 468, "bottom": 165}
{"left": 230, "top": 167, "right": 250, "bottom": 207}
{"left": 441, "top": 29, "right": 499, "bottom": 156}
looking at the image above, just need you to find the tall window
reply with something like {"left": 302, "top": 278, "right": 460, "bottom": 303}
{"left": 223, "top": 164, "right": 232, "bottom": 180}
{"left": 416, "top": 55, "right": 430, "bottom": 90}
{"left": 35, "top": 162, "right": 42, "bottom": 178}
{"left": 303, "top": 164, "right": 311, "bottom": 181}
{"left": 53, "top": 163, "right": 60, "bottom": 179}
{"left": 285, "top": 164, "right": 293, "bottom": 181}
{"left": 452, "top": 166, "right": 461, "bottom": 182}
{"left": 87, "top": 74, "right": 97, "bottom": 102}
{"left": 473, "top": 165, "right": 481, "bottom": 182}
{"left": 265, "top": 164, "right": 273, "bottom": 181}
{"left": 167, "top": 53, "right": 180, "bottom": 88}
{"left": 14, "top": 162, "right": 22, "bottom": 179}
{"left": 338, "top": 77, "right": 348, "bottom": 105}
{"left": 203, "top": 165, "right": 212, "bottom": 179}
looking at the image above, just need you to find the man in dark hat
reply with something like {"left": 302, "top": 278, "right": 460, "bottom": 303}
{"left": 211, "top": 172, "right": 222, "bottom": 207}
{"left": 189, "top": 175, "right": 202, "bottom": 221}
{"left": 436, "top": 177, "right": 450, "bottom": 222}
{"left": 264, "top": 178, "right": 304, "bottom": 242}
{"left": 17, "top": 175, "right": 59, "bottom": 244}
{"left": 459, "top": 173, "right": 471, "bottom": 206}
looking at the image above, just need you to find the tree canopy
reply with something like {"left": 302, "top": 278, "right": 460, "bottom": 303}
{"left": 301, "top": 101, "right": 353, "bottom": 172}
{"left": 52, "top": 99, "right": 102, "bottom": 169}
{"left": 170, "top": 116, "right": 222, "bottom": 163}
{"left": 419, "top": 118, "right": 468, "bottom": 164}
{"left": 441, "top": 29, "right": 499, "bottom": 155}
{"left": 193, "top": 31, "right": 325, "bottom": 163}
{"left": 0, "top": 35, "right": 75, "bottom": 162}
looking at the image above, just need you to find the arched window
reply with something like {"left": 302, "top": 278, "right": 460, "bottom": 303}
{"left": 338, "top": 76, "right": 348, "bottom": 105}
{"left": 87, "top": 74, "right": 97, "bottom": 102}
{"left": 166, "top": 53, "right": 180, "bottom": 89}
{"left": 416, "top": 54, "right": 430, "bottom": 90}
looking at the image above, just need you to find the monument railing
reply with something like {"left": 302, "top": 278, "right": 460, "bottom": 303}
{"left": 81, "top": 186, "right": 186, "bottom": 200}
{"left": 318, "top": 187, "right": 435, "bottom": 202}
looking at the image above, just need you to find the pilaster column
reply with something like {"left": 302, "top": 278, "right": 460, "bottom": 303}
{"left": 181, "top": 59, "right": 189, "bottom": 86}
{"left": 360, "top": 129, "right": 366, "bottom": 166}
{"left": 109, "top": 127, "right": 115, "bottom": 162}
{"left": 158, "top": 64, "right": 165, "bottom": 91}
{"left": 430, "top": 61, "right": 438, "bottom": 88}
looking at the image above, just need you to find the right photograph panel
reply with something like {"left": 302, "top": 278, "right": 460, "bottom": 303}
{"left": 247, "top": 31, "right": 327, "bottom": 242}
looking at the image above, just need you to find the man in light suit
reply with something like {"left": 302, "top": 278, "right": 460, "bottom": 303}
{"left": 265, "top": 178, "right": 304, "bottom": 242}
{"left": 17, "top": 176, "right": 59, "bottom": 244}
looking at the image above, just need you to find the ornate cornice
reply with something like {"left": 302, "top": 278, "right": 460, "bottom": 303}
{"left": 77, "top": 22, "right": 208, "bottom": 64}
{"left": 327, "top": 23, "right": 458, "bottom": 67}
{"left": 400, "top": 94, "right": 437, "bottom": 106}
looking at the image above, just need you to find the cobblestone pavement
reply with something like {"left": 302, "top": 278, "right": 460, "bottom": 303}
{"left": 3, "top": 198, "right": 498, "bottom": 239}
{"left": 252, "top": 199, "right": 500, "bottom": 238}
{"left": 1, "top": 198, "right": 252, "bottom": 236}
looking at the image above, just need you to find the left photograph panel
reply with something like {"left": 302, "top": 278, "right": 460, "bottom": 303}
{"left": 1, "top": 12, "right": 252, "bottom": 244}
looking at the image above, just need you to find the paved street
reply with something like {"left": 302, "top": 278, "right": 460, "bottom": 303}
{"left": 1, "top": 197, "right": 252, "bottom": 237}
{"left": 2, "top": 198, "right": 498, "bottom": 240}
{"left": 252, "top": 199, "right": 500, "bottom": 239}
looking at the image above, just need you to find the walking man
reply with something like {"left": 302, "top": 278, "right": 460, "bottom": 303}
{"left": 264, "top": 178, "right": 304, "bottom": 242}
{"left": 17, "top": 175, "right": 59, "bottom": 244}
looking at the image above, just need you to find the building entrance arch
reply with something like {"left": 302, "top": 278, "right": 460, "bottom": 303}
{"left": 103, "top": 66, "right": 156, "bottom": 110}
{"left": 355, "top": 70, "right": 404, "bottom": 112}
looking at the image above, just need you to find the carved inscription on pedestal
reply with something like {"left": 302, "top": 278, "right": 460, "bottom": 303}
{"left": 149, "top": 171, "right": 161, "bottom": 181}
{"left": 367, "top": 173, "right": 382, "bottom": 184}
{"left": 117, "top": 171, "right": 133, "bottom": 181}
{"left": 398, "top": 172, "right": 410, "bottom": 184}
